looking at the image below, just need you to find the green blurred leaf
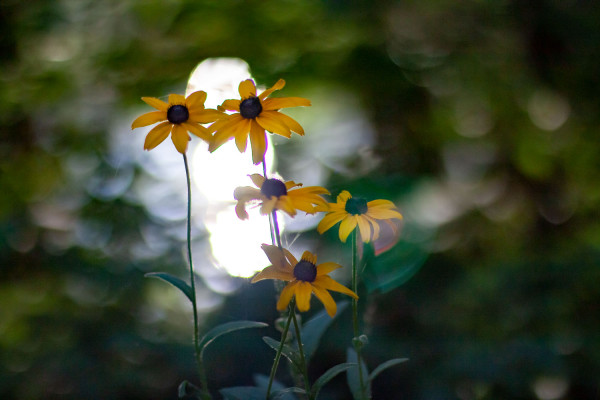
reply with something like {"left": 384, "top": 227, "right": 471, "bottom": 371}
{"left": 311, "top": 362, "right": 356, "bottom": 398}
{"left": 199, "top": 321, "right": 267, "bottom": 358}
{"left": 145, "top": 272, "right": 193, "bottom": 303}
{"left": 301, "top": 301, "right": 349, "bottom": 363}
{"left": 272, "top": 387, "right": 305, "bottom": 399}
{"left": 346, "top": 347, "right": 371, "bottom": 400}
{"left": 368, "top": 358, "right": 408, "bottom": 382}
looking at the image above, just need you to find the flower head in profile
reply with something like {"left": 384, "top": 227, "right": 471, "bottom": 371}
{"left": 233, "top": 174, "right": 329, "bottom": 219}
{"left": 252, "top": 244, "right": 357, "bottom": 317}
{"left": 317, "top": 190, "right": 403, "bottom": 243}
{"left": 131, "top": 91, "right": 222, "bottom": 154}
{"left": 209, "top": 79, "right": 310, "bottom": 164}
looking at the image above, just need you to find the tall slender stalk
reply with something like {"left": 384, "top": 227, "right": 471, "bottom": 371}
{"left": 291, "top": 306, "right": 313, "bottom": 400}
{"left": 183, "top": 154, "right": 211, "bottom": 400}
{"left": 351, "top": 230, "right": 367, "bottom": 399}
{"left": 266, "top": 307, "right": 293, "bottom": 399}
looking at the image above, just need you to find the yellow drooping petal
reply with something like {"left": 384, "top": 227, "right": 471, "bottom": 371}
{"left": 182, "top": 122, "right": 211, "bottom": 142}
{"left": 249, "top": 120, "right": 267, "bottom": 164}
{"left": 189, "top": 108, "right": 224, "bottom": 124}
{"left": 356, "top": 216, "right": 372, "bottom": 243}
{"left": 220, "top": 99, "right": 241, "bottom": 112}
{"left": 316, "top": 262, "right": 342, "bottom": 276}
{"left": 269, "top": 112, "right": 306, "bottom": 136}
{"left": 277, "top": 282, "right": 297, "bottom": 311}
{"left": 255, "top": 111, "right": 292, "bottom": 138}
{"left": 143, "top": 121, "right": 172, "bottom": 150}
{"left": 258, "top": 79, "right": 285, "bottom": 100}
{"left": 170, "top": 124, "right": 189, "bottom": 154}
{"left": 366, "top": 208, "right": 403, "bottom": 220}
{"left": 251, "top": 264, "right": 293, "bottom": 283}
{"left": 317, "top": 211, "right": 346, "bottom": 234}
{"left": 315, "top": 275, "right": 358, "bottom": 299}
{"left": 132, "top": 111, "right": 166, "bottom": 129}
{"left": 311, "top": 284, "right": 338, "bottom": 317}
{"left": 262, "top": 97, "right": 311, "bottom": 110}
{"left": 294, "top": 281, "right": 313, "bottom": 312}
{"left": 338, "top": 216, "right": 358, "bottom": 242}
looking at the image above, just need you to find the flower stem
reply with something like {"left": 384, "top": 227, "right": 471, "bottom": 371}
{"left": 351, "top": 230, "right": 368, "bottom": 400}
{"left": 271, "top": 211, "right": 283, "bottom": 248}
{"left": 183, "top": 154, "right": 211, "bottom": 400}
{"left": 291, "top": 305, "right": 313, "bottom": 400}
{"left": 266, "top": 308, "right": 293, "bottom": 400}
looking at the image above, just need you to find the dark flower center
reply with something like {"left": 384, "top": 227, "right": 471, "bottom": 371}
{"left": 293, "top": 260, "right": 317, "bottom": 282}
{"left": 167, "top": 105, "right": 189, "bottom": 124}
{"left": 345, "top": 197, "right": 368, "bottom": 215}
{"left": 239, "top": 96, "right": 263, "bottom": 119}
{"left": 261, "top": 178, "right": 287, "bottom": 198}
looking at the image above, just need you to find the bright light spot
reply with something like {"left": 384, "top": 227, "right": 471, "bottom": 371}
{"left": 187, "top": 57, "right": 279, "bottom": 277}
{"left": 532, "top": 376, "right": 569, "bottom": 400}
{"left": 528, "top": 89, "right": 570, "bottom": 131}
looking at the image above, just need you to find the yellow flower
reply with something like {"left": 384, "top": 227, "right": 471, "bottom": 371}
{"left": 317, "top": 190, "right": 403, "bottom": 243}
{"left": 209, "top": 79, "right": 311, "bottom": 164}
{"left": 233, "top": 174, "right": 329, "bottom": 219}
{"left": 252, "top": 244, "right": 357, "bottom": 317}
{"left": 131, "top": 91, "right": 222, "bottom": 154}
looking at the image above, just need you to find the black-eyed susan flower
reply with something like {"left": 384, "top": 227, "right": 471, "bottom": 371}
{"left": 252, "top": 244, "right": 357, "bottom": 317}
{"left": 131, "top": 91, "right": 222, "bottom": 154}
{"left": 317, "top": 190, "right": 403, "bottom": 243}
{"left": 209, "top": 79, "right": 310, "bottom": 164}
{"left": 233, "top": 174, "right": 329, "bottom": 219}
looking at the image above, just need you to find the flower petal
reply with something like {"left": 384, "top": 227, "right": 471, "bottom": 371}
{"left": 189, "top": 109, "right": 224, "bottom": 124}
{"left": 366, "top": 207, "right": 403, "bottom": 220}
{"left": 338, "top": 216, "right": 358, "bottom": 243}
{"left": 266, "top": 111, "right": 305, "bottom": 136}
{"left": 185, "top": 91, "right": 207, "bottom": 109}
{"left": 143, "top": 121, "right": 172, "bottom": 150}
{"left": 258, "top": 79, "right": 286, "bottom": 100}
{"left": 311, "top": 285, "right": 337, "bottom": 317}
{"left": 276, "top": 195, "right": 297, "bottom": 217}
{"left": 356, "top": 216, "right": 372, "bottom": 243}
{"left": 182, "top": 122, "right": 211, "bottom": 142}
{"left": 337, "top": 191, "right": 352, "bottom": 203}
{"left": 316, "top": 262, "right": 342, "bottom": 276}
{"left": 249, "top": 120, "right": 267, "bottom": 164}
{"left": 295, "top": 282, "right": 312, "bottom": 312}
{"left": 260, "top": 244, "right": 292, "bottom": 270}
{"left": 262, "top": 97, "right": 311, "bottom": 110}
{"left": 317, "top": 211, "right": 346, "bottom": 234}
{"left": 219, "top": 99, "right": 241, "bottom": 112}
{"left": 277, "top": 282, "right": 297, "bottom": 311}
{"left": 239, "top": 79, "right": 257, "bottom": 99}
{"left": 314, "top": 275, "right": 358, "bottom": 299}
{"left": 234, "top": 120, "right": 251, "bottom": 152}
{"left": 168, "top": 93, "right": 186, "bottom": 105}
{"left": 209, "top": 115, "right": 246, "bottom": 151}
{"left": 249, "top": 173, "right": 266, "bottom": 188}
{"left": 261, "top": 197, "right": 278, "bottom": 215}
{"left": 142, "top": 97, "right": 169, "bottom": 111}
{"left": 171, "top": 124, "right": 189, "bottom": 153}
{"left": 255, "top": 111, "right": 292, "bottom": 138}
{"left": 251, "top": 264, "right": 293, "bottom": 282}
{"left": 132, "top": 111, "right": 166, "bottom": 129}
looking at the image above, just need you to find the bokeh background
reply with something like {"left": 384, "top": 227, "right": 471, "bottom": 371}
{"left": 2, "top": 0, "right": 600, "bottom": 399}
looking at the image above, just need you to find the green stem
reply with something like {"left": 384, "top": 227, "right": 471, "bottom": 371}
{"left": 183, "top": 154, "right": 211, "bottom": 400}
{"left": 351, "top": 230, "right": 367, "bottom": 400}
{"left": 291, "top": 304, "right": 312, "bottom": 400}
{"left": 266, "top": 308, "right": 294, "bottom": 399}
{"left": 271, "top": 211, "right": 283, "bottom": 249}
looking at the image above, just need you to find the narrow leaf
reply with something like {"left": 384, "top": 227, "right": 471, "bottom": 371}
{"left": 369, "top": 358, "right": 409, "bottom": 382}
{"left": 272, "top": 387, "right": 306, "bottom": 399}
{"left": 301, "top": 301, "right": 349, "bottom": 363}
{"left": 145, "top": 272, "right": 193, "bottom": 303}
{"left": 220, "top": 386, "right": 265, "bottom": 400}
{"left": 346, "top": 347, "right": 371, "bottom": 400}
{"left": 253, "top": 375, "right": 295, "bottom": 400}
{"left": 199, "top": 321, "right": 267, "bottom": 358}
{"left": 311, "top": 363, "right": 356, "bottom": 398}
{"left": 262, "top": 336, "right": 301, "bottom": 369}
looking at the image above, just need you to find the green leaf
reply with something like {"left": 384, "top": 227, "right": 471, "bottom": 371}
{"left": 199, "top": 321, "right": 267, "bottom": 359}
{"left": 177, "top": 380, "right": 203, "bottom": 399}
{"left": 311, "top": 363, "right": 356, "bottom": 399}
{"left": 346, "top": 347, "right": 371, "bottom": 400}
{"left": 220, "top": 386, "right": 265, "bottom": 400}
{"left": 252, "top": 375, "right": 296, "bottom": 400}
{"left": 368, "top": 358, "right": 408, "bottom": 382}
{"left": 145, "top": 272, "right": 193, "bottom": 303}
{"left": 262, "top": 336, "right": 301, "bottom": 369}
{"left": 301, "top": 301, "right": 349, "bottom": 363}
{"left": 272, "top": 387, "right": 306, "bottom": 399}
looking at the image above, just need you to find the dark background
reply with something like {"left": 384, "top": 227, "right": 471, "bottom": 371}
{"left": 1, "top": 0, "right": 599, "bottom": 399}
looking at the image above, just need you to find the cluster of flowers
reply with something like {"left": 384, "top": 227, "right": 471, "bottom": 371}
{"left": 132, "top": 78, "right": 403, "bottom": 318}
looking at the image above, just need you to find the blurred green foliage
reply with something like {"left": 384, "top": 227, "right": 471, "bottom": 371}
{"left": 1, "top": 0, "right": 600, "bottom": 399}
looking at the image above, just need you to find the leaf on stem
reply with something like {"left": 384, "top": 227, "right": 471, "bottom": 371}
{"left": 262, "top": 336, "right": 302, "bottom": 370}
{"left": 220, "top": 386, "right": 266, "bottom": 399}
{"left": 311, "top": 362, "right": 356, "bottom": 398}
{"left": 346, "top": 347, "right": 371, "bottom": 400}
{"left": 369, "top": 358, "right": 408, "bottom": 382}
{"left": 199, "top": 321, "right": 268, "bottom": 359}
{"left": 145, "top": 272, "right": 193, "bottom": 303}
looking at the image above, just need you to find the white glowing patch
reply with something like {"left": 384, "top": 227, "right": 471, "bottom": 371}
{"left": 187, "top": 58, "right": 279, "bottom": 277}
